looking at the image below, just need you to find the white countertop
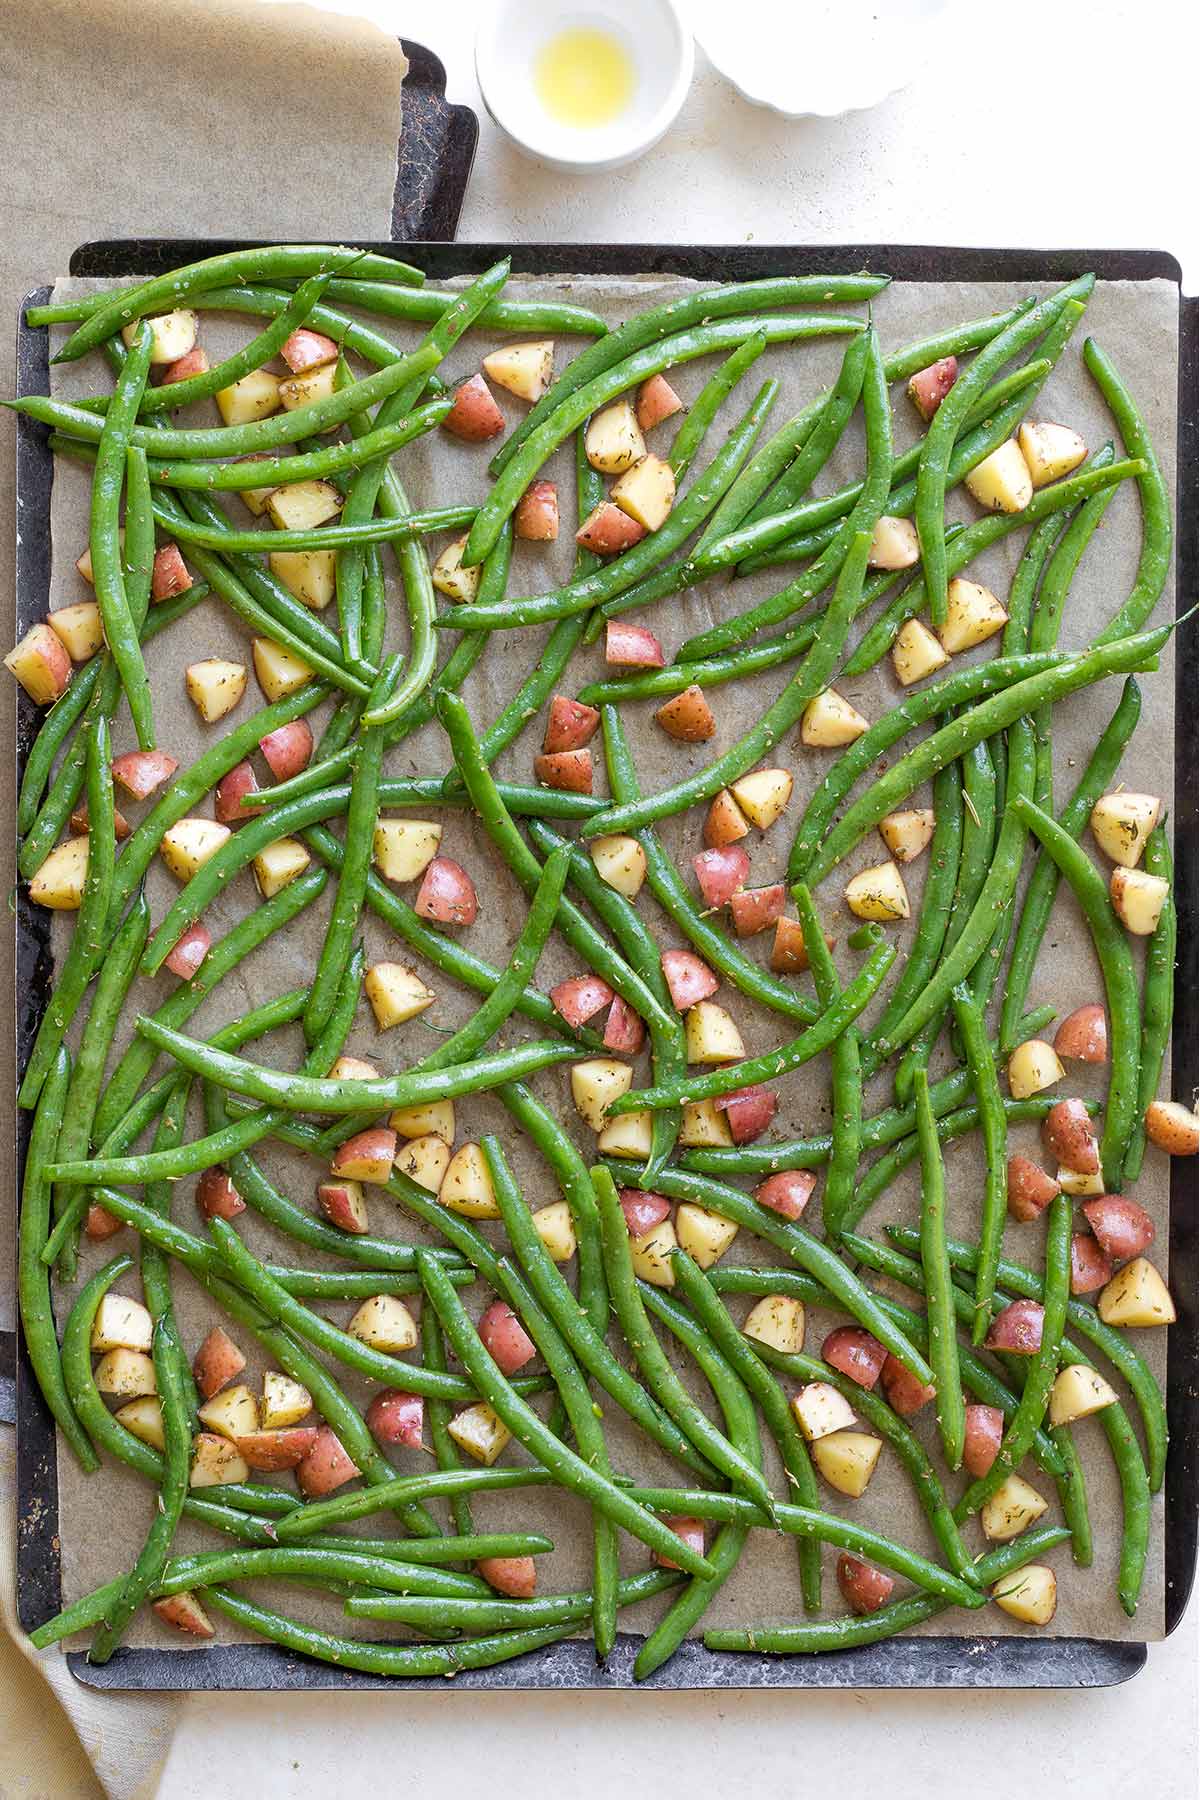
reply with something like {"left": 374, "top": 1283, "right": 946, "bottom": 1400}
{"left": 158, "top": 2, "right": 1196, "bottom": 1791}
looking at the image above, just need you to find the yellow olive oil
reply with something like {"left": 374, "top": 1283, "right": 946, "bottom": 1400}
{"left": 534, "top": 26, "right": 635, "bottom": 129}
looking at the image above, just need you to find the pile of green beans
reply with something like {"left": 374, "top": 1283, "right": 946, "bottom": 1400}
{"left": 13, "top": 246, "right": 1180, "bottom": 1681}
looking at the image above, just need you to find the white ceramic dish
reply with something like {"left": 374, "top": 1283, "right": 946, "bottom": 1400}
{"left": 687, "top": 0, "right": 954, "bottom": 120}
{"left": 475, "top": 0, "right": 694, "bottom": 174}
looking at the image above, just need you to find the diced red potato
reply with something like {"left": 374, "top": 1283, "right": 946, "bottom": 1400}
{"left": 769, "top": 916, "right": 834, "bottom": 975}
{"left": 165, "top": 922, "right": 212, "bottom": 979}
{"left": 365, "top": 1390, "right": 425, "bottom": 1450}
{"left": 879, "top": 1354, "right": 936, "bottom": 1417}
{"left": 619, "top": 1189, "right": 671, "bottom": 1238}
{"left": 543, "top": 695, "right": 600, "bottom": 755}
{"left": 482, "top": 341, "right": 555, "bottom": 403}
{"left": 605, "top": 622, "right": 663, "bottom": 668}
{"left": 1006, "top": 1155, "right": 1060, "bottom": 1223}
{"left": 1070, "top": 1232, "right": 1114, "bottom": 1295}
{"left": 729, "top": 883, "right": 786, "bottom": 938}
{"left": 703, "top": 788, "right": 751, "bottom": 848}
{"left": 985, "top": 1298, "right": 1044, "bottom": 1354}
{"left": 714, "top": 1085, "right": 777, "bottom": 1144}
{"left": 441, "top": 372, "right": 506, "bottom": 442}
{"left": 5, "top": 624, "right": 71, "bottom": 704}
{"left": 753, "top": 1170, "right": 815, "bottom": 1221}
{"left": 693, "top": 846, "right": 750, "bottom": 909}
{"left": 477, "top": 1556, "right": 537, "bottom": 1598}
{"left": 514, "top": 480, "right": 559, "bottom": 542}
{"left": 151, "top": 544, "right": 193, "bottom": 603}
{"left": 317, "top": 1179, "right": 369, "bottom": 1235}
{"left": 28, "top": 837, "right": 89, "bottom": 910}
{"left": 214, "top": 760, "right": 263, "bottom": 823}
{"left": 1081, "top": 1195, "right": 1156, "bottom": 1263}
{"left": 907, "top": 356, "right": 958, "bottom": 421}
{"left": 661, "top": 949, "right": 719, "bottom": 1010}
{"left": 153, "top": 1593, "right": 215, "bottom": 1639}
{"left": 192, "top": 1326, "right": 246, "bottom": 1400}
{"left": 1144, "top": 1100, "right": 1200, "bottom": 1155}
{"left": 836, "top": 1553, "right": 895, "bottom": 1615}
{"left": 962, "top": 1404, "right": 1005, "bottom": 1478}
{"left": 259, "top": 719, "right": 314, "bottom": 783}
{"left": 111, "top": 749, "right": 179, "bottom": 800}
{"left": 236, "top": 1427, "right": 320, "bottom": 1472}
{"left": 1053, "top": 1003, "right": 1108, "bottom": 1064}
{"left": 533, "top": 748, "right": 593, "bottom": 794}
{"left": 603, "top": 995, "right": 645, "bottom": 1054}
{"left": 70, "top": 800, "right": 131, "bottom": 841}
{"left": 655, "top": 684, "right": 715, "bottom": 742}
{"left": 610, "top": 454, "right": 675, "bottom": 532}
{"left": 636, "top": 374, "right": 684, "bottom": 433}
{"left": 280, "top": 328, "right": 339, "bottom": 374}
{"left": 822, "top": 1327, "right": 888, "bottom": 1390}
{"left": 415, "top": 856, "right": 478, "bottom": 926}
{"left": 195, "top": 1168, "right": 245, "bottom": 1221}
{"left": 585, "top": 397, "right": 645, "bottom": 473}
{"left": 654, "top": 1516, "right": 706, "bottom": 1571}
{"left": 331, "top": 1127, "right": 398, "bottom": 1185}
{"left": 575, "top": 502, "right": 647, "bottom": 556}
{"left": 478, "top": 1300, "right": 537, "bottom": 1376}
{"left": 550, "top": 974, "right": 614, "bottom": 1028}
{"left": 1042, "top": 1098, "right": 1100, "bottom": 1174}
{"left": 47, "top": 601, "right": 104, "bottom": 662}
{"left": 296, "top": 1426, "right": 360, "bottom": 1498}
{"left": 159, "top": 346, "right": 211, "bottom": 386}
{"left": 84, "top": 1203, "right": 124, "bottom": 1241}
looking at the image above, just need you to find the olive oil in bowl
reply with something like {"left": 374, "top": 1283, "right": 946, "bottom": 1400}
{"left": 534, "top": 26, "right": 636, "bottom": 129}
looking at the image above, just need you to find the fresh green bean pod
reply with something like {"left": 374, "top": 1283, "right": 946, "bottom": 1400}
{"left": 1124, "top": 825, "right": 1176, "bottom": 1183}
{"left": 1083, "top": 339, "right": 1173, "bottom": 643}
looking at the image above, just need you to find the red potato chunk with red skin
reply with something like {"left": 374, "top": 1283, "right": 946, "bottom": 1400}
{"left": 112, "top": 749, "right": 179, "bottom": 800}
{"left": 605, "top": 622, "right": 663, "bottom": 668}
{"left": 822, "top": 1327, "right": 888, "bottom": 1390}
{"left": 1054, "top": 1003, "right": 1108, "bottom": 1064}
{"left": 880, "top": 1354, "right": 935, "bottom": 1417}
{"left": 543, "top": 695, "right": 600, "bottom": 755}
{"left": 704, "top": 789, "right": 751, "bottom": 848}
{"left": 604, "top": 995, "right": 645, "bottom": 1054}
{"left": 214, "top": 760, "right": 263, "bottom": 824}
{"left": 192, "top": 1325, "right": 246, "bottom": 1400}
{"left": 296, "top": 1426, "right": 360, "bottom": 1498}
{"left": 317, "top": 1180, "right": 369, "bottom": 1235}
{"left": 195, "top": 1168, "right": 245, "bottom": 1221}
{"left": 962, "top": 1403, "right": 1005, "bottom": 1478}
{"left": 636, "top": 374, "right": 684, "bottom": 433}
{"left": 1081, "top": 1194, "right": 1156, "bottom": 1263}
{"left": 661, "top": 949, "right": 719, "bottom": 1010}
{"left": 729, "top": 884, "right": 787, "bottom": 939}
{"left": 619, "top": 1189, "right": 671, "bottom": 1238}
{"left": 331, "top": 1127, "right": 398, "bottom": 1185}
{"left": 533, "top": 748, "right": 593, "bottom": 794}
{"left": 693, "top": 846, "right": 750, "bottom": 909}
{"left": 1006, "top": 1154, "right": 1060, "bottom": 1223}
{"left": 259, "top": 719, "right": 314, "bottom": 783}
{"left": 514, "top": 480, "right": 559, "bottom": 542}
{"left": 441, "top": 372, "right": 506, "bottom": 443}
{"left": 1070, "top": 1232, "right": 1114, "bottom": 1296}
{"left": 478, "top": 1300, "right": 537, "bottom": 1376}
{"left": 280, "top": 328, "right": 339, "bottom": 375}
{"left": 985, "top": 1298, "right": 1044, "bottom": 1354}
{"left": 836, "top": 1553, "right": 895, "bottom": 1615}
{"left": 71, "top": 799, "right": 131, "bottom": 841}
{"left": 159, "top": 346, "right": 210, "bottom": 386}
{"left": 550, "top": 973, "right": 614, "bottom": 1028}
{"left": 366, "top": 1390, "right": 425, "bottom": 1450}
{"left": 153, "top": 1594, "right": 215, "bottom": 1639}
{"left": 165, "top": 921, "right": 211, "bottom": 979}
{"left": 576, "top": 502, "right": 647, "bottom": 556}
{"left": 769, "top": 916, "right": 833, "bottom": 975}
{"left": 654, "top": 1516, "right": 706, "bottom": 1571}
{"left": 715, "top": 1084, "right": 777, "bottom": 1144}
{"left": 415, "top": 856, "right": 478, "bottom": 926}
{"left": 1042, "top": 1098, "right": 1100, "bottom": 1174}
{"left": 907, "top": 356, "right": 958, "bottom": 421}
{"left": 151, "top": 544, "right": 193, "bottom": 603}
{"left": 655, "top": 685, "right": 715, "bottom": 743}
{"left": 478, "top": 1555, "right": 537, "bottom": 1598}
{"left": 236, "top": 1427, "right": 319, "bottom": 1473}
{"left": 84, "top": 1203, "right": 124, "bottom": 1241}
{"left": 754, "top": 1170, "right": 815, "bottom": 1221}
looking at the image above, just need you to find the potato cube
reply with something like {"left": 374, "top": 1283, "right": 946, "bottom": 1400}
{"left": 1048, "top": 1363, "right": 1118, "bottom": 1427}
{"left": 252, "top": 636, "right": 313, "bottom": 701}
{"left": 482, "top": 340, "right": 555, "bottom": 402}
{"left": 47, "top": 602, "right": 104, "bottom": 662}
{"left": 1097, "top": 1257, "right": 1176, "bottom": 1327}
{"left": 5, "top": 622, "right": 72, "bottom": 704}
{"left": 447, "top": 1401, "right": 511, "bottom": 1465}
{"left": 730, "top": 768, "right": 793, "bottom": 829}
{"left": 160, "top": 818, "right": 231, "bottom": 882}
{"left": 372, "top": 819, "right": 442, "bottom": 883}
{"left": 868, "top": 514, "right": 920, "bottom": 569}
{"left": 678, "top": 1099, "right": 734, "bottom": 1148}
{"left": 115, "top": 1397, "right": 165, "bottom": 1450}
{"left": 629, "top": 1217, "right": 678, "bottom": 1288}
{"left": 879, "top": 808, "right": 935, "bottom": 863}
{"left": 1018, "top": 421, "right": 1088, "bottom": 489}
{"left": 791, "top": 1381, "right": 857, "bottom": 1442}
{"left": 268, "top": 550, "right": 337, "bottom": 611}
{"left": 261, "top": 1372, "right": 313, "bottom": 1430}
{"left": 589, "top": 834, "right": 647, "bottom": 898}
{"left": 93, "top": 1348, "right": 157, "bottom": 1399}
{"left": 347, "top": 1295, "right": 419, "bottom": 1353}
{"left": 801, "top": 688, "right": 870, "bottom": 745}
{"left": 439, "top": 1142, "right": 500, "bottom": 1219}
{"left": 993, "top": 1564, "right": 1057, "bottom": 1625}
{"left": 937, "top": 578, "right": 1008, "bottom": 655}
{"left": 186, "top": 658, "right": 247, "bottom": 723}
{"left": 394, "top": 1133, "right": 450, "bottom": 1193}
{"left": 91, "top": 1292, "right": 153, "bottom": 1352}
{"left": 197, "top": 1383, "right": 259, "bottom": 1442}
{"left": 585, "top": 397, "right": 645, "bottom": 474}
{"left": 389, "top": 1099, "right": 455, "bottom": 1144}
{"left": 190, "top": 1432, "right": 250, "bottom": 1488}
{"left": 365, "top": 961, "right": 436, "bottom": 1029}
{"left": 596, "top": 1109, "right": 655, "bottom": 1160}
{"left": 252, "top": 837, "right": 310, "bottom": 898}
{"left": 610, "top": 454, "right": 676, "bottom": 532}
{"left": 123, "top": 309, "right": 198, "bottom": 364}
{"left": 279, "top": 362, "right": 339, "bottom": 411}
{"left": 1090, "top": 792, "right": 1162, "bottom": 868}
{"left": 844, "top": 859, "right": 910, "bottom": 922}
{"left": 981, "top": 1473, "right": 1048, "bottom": 1541}
{"left": 216, "top": 368, "right": 280, "bottom": 425}
{"left": 531, "top": 1200, "right": 577, "bottom": 1263}
{"left": 892, "top": 617, "right": 950, "bottom": 685}
{"left": 29, "top": 837, "right": 89, "bottom": 910}
{"left": 812, "top": 1430, "right": 882, "bottom": 1497}
{"left": 432, "top": 536, "right": 481, "bottom": 604}
{"left": 267, "top": 479, "right": 343, "bottom": 532}
{"left": 1007, "top": 1038, "right": 1064, "bottom": 1100}
{"left": 570, "top": 1058, "right": 632, "bottom": 1130}
{"left": 1110, "top": 867, "right": 1169, "bottom": 935}
{"left": 685, "top": 1001, "right": 745, "bottom": 1064}
{"left": 675, "top": 1201, "right": 738, "bottom": 1270}
{"left": 964, "top": 439, "right": 1032, "bottom": 513}
{"left": 744, "top": 1295, "right": 805, "bottom": 1355}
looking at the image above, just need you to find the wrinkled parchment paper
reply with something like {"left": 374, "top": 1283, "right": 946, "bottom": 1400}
{"left": 35, "top": 268, "right": 1177, "bottom": 1659}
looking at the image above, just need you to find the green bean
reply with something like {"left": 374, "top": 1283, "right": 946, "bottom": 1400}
{"left": 1095, "top": 1391, "right": 1152, "bottom": 1614}
{"left": 916, "top": 278, "right": 1093, "bottom": 623}
{"left": 1124, "top": 825, "right": 1176, "bottom": 1183}
{"left": 606, "top": 1164, "right": 932, "bottom": 1387}
{"left": 793, "top": 885, "right": 861, "bottom": 1239}
{"left": 911, "top": 1068, "right": 965, "bottom": 1470}
{"left": 17, "top": 656, "right": 102, "bottom": 836}
{"left": 87, "top": 326, "right": 156, "bottom": 745}
{"left": 607, "top": 932, "right": 894, "bottom": 1113}
{"left": 1083, "top": 340, "right": 1173, "bottom": 643}
{"left": 1011, "top": 796, "right": 1141, "bottom": 1188}
{"left": 952, "top": 985, "right": 1009, "bottom": 1345}
{"left": 345, "top": 1566, "right": 680, "bottom": 1633}
{"left": 1049, "top": 1423, "right": 1094, "bottom": 1569}
{"left": 736, "top": 327, "right": 871, "bottom": 545}
{"left": 703, "top": 1529, "right": 1070, "bottom": 1655}
{"left": 1000, "top": 678, "right": 1142, "bottom": 1049}
{"left": 498, "top": 1082, "right": 607, "bottom": 1338}
{"left": 866, "top": 750, "right": 962, "bottom": 1061}
{"left": 149, "top": 1544, "right": 501, "bottom": 1602}
{"left": 417, "top": 1248, "right": 717, "bottom": 1578}
{"left": 420, "top": 1306, "right": 475, "bottom": 1540}
{"left": 577, "top": 619, "right": 820, "bottom": 707}
{"left": 670, "top": 331, "right": 769, "bottom": 482}
{"left": 161, "top": 504, "right": 476, "bottom": 555}
{"left": 274, "top": 1468, "right": 558, "bottom": 1542}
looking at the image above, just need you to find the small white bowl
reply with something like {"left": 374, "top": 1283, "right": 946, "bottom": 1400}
{"left": 475, "top": 0, "right": 694, "bottom": 174}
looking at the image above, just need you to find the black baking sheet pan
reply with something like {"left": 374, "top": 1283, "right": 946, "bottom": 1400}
{"left": 12, "top": 242, "right": 1197, "bottom": 1692}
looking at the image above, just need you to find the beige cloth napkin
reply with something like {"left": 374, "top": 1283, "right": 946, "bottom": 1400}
{"left": 1, "top": 2, "right": 407, "bottom": 1791}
